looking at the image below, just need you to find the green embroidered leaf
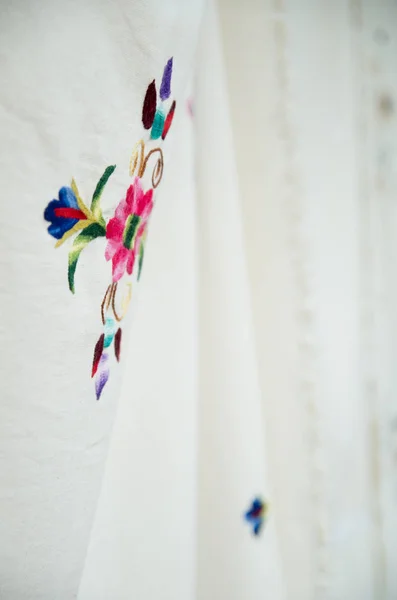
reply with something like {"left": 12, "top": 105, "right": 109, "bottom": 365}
{"left": 90, "top": 165, "right": 116, "bottom": 219}
{"left": 68, "top": 222, "right": 106, "bottom": 293}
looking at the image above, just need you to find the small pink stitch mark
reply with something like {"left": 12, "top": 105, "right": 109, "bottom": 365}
{"left": 187, "top": 97, "right": 194, "bottom": 119}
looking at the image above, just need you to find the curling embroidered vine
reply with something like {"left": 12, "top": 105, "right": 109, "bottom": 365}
{"left": 44, "top": 58, "right": 176, "bottom": 399}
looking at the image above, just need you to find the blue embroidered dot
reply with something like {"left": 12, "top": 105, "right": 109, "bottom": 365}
{"left": 244, "top": 497, "right": 268, "bottom": 536}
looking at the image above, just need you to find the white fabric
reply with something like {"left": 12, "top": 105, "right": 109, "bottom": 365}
{"left": 78, "top": 56, "right": 199, "bottom": 600}
{"left": 80, "top": 4, "right": 285, "bottom": 598}
{"left": 0, "top": 1, "right": 203, "bottom": 597}
{"left": 1, "top": 0, "right": 397, "bottom": 599}
{"left": 218, "top": 1, "right": 397, "bottom": 598}
{"left": 194, "top": 4, "right": 284, "bottom": 599}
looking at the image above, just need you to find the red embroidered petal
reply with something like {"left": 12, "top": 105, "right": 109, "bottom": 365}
{"left": 106, "top": 216, "right": 124, "bottom": 242}
{"left": 162, "top": 100, "right": 176, "bottom": 140}
{"left": 130, "top": 178, "right": 145, "bottom": 215}
{"left": 112, "top": 247, "right": 129, "bottom": 281}
{"left": 115, "top": 197, "right": 129, "bottom": 222}
{"left": 124, "top": 183, "right": 134, "bottom": 213}
{"left": 54, "top": 208, "right": 87, "bottom": 220}
{"left": 92, "top": 334, "right": 105, "bottom": 377}
{"left": 126, "top": 249, "right": 136, "bottom": 275}
{"left": 138, "top": 189, "right": 153, "bottom": 222}
{"left": 142, "top": 80, "right": 157, "bottom": 129}
{"left": 105, "top": 238, "right": 120, "bottom": 261}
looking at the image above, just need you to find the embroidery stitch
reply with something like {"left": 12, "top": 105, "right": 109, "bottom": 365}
{"left": 162, "top": 100, "right": 176, "bottom": 140}
{"left": 142, "top": 80, "right": 157, "bottom": 129}
{"left": 160, "top": 57, "right": 173, "bottom": 101}
{"left": 44, "top": 58, "right": 176, "bottom": 399}
{"left": 187, "top": 97, "right": 194, "bottom": 119}
{"left": 244, "top": 497, "right": 268, "bottom": 536}
{"left": 129, "top": 141, "right": 164, "bottom": 188}
{"left": 151, "top": 108, "right": 165, "bottom": 140}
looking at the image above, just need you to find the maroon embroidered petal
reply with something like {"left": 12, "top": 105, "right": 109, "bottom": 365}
{"left": 114, "top": 327, "right": 122, "bottom": 362}
{"left": 142, "top": 80, "right": 157, "bottom": 129}
{"left": 162, "top": 100, "right": 176, "bottom": 140}
{"left": 92, "top": 333, "right": 105, "bottom": 377}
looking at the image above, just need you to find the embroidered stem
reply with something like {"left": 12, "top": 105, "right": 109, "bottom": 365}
{"left": 130, "top": 139, "right": 145, "bottom": 178}
{"left": 129, "top": 140, "right": 164, "bottom": 188}
{"left": 71, "top": 179, "right": 91, "bottom": 218}
{"left": 54, "top": 220, "right": 92, "bottom": 248}
{"left": 101, "top": 282, "right": 132, "bottom": 324}
{"left": 143, "top": 147, "right": 164, "bottom": 188}
{"left": 111, "top": 282, "right": 132, "bottom": 322}
{"left": 91, "top": 165, "right": 116, "bottom": 220}
{"left": 68, "top": 222, "right": 106, "bottom": 293}
{"left": 101, "top": 285, "right": 113, "bottom": 325}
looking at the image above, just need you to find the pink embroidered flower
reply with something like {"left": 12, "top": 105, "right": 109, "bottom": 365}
{"left": 105, "top": 177, "right": 153, "bottom": 281}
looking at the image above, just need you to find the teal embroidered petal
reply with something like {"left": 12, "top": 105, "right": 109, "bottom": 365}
{"left": 151, "top": 108, "right": 165, "bottom": 140}
{"left": 104, "top": 316, "right": 116, "bottom": 348}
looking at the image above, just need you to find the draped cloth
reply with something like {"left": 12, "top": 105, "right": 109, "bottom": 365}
{"left": 1, "top": 1, "right": 396, "bottom": 598}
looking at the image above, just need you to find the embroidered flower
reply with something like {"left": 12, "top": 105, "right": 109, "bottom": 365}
{"left": 142, "top": 57, "right": 176, "bottom": 140}
{"left": 244, "top": 497, "right": 268, "bottom": 536}
{"left": 43, "top": 59, "right": 175, "bottom": 400}
{"left": 44, "top": 187, "right": 87, "bottom": 240}
{"left": 91, "top": 282, "right": 129, "bottom": 400}
{"left": 105, "top": 177, "right": 153, "bottom": 282}
{"left": 92, "top": 323, "right": 121, "bottom": 401}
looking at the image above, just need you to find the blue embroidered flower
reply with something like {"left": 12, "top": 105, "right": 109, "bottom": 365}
{"left": 44, "top": 187, "right": 87, "bottom": 240}
{"left": 244, "top": 497, "right": 267, "bottom": 536}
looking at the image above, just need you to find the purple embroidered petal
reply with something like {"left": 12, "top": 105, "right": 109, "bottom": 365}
{"left": 159, "top": 57, "right": 173, "bottom": 101}
{"left": 95, "top": 353, "right": 109, "bottom": 400}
